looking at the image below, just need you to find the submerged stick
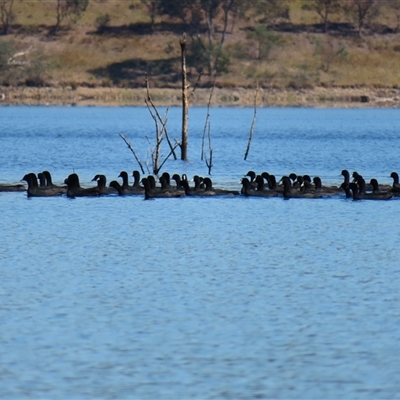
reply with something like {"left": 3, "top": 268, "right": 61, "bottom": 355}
{"left": 180, "top": 34, "right": 188, "bottom": 161}
{"left": 119, "top": 134, "right": 145, "bottom": 175}
{"left": 244, "top": 83, "right": 259, "bottom": 161}
{"left": 201, "top": 82, "right": 215, "bottom": 161}
{"left": 205, "top": 121, "right": 213, "bottom": 175}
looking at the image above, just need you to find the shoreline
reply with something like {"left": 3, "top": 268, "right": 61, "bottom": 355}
{"left": 1, "top": 86, "right": 400, "bottom": 108}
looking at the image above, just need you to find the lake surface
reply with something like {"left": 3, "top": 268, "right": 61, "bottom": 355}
{"left": 1, "top": 106, "right": 400, "bottom": 399}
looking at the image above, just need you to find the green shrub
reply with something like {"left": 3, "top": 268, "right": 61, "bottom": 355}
{"left": 312, "top": 36, "right": 348, "bottom": 73}
{"left": 246, "top": 25, "right": 284, "bottom": 61}
{"left": 95, "top": 13, "right": 110, "bottom": 32}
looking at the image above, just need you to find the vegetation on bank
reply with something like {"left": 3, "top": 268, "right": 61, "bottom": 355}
{"left": 1, "top": 0, "right": 400, "bottom": 93}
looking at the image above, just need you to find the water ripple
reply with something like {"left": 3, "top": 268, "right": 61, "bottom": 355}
{"left": 1, "top": 107, "right": 400, "bottom": 399}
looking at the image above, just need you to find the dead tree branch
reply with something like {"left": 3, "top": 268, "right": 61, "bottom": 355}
{"left": 119, "top": 134, "right": 145, "bottom": 175}
{"left": 205, "top": 121, "right": 213, "bottom": 175}
{"left": 144, "top": 74, "right": 181, "bottom": 175}
{"left": 244, "top": 83, "right": 259, "bottom": 161}
{"left": 157, "top": 142, "right": 182, "bottom": 173}
{"left": 145, "top": 99, "right": 162, "bottom": 174}
{"left": 180, "top": 33, "right": 188, "bottom": 160}
{"left": 145, "top": 74, "right": 177, "bottom": 160}
{"left": 145, "top": 99, "right": 177, "bottom": 175}
{"left": 8, "top": 45, "right": 33, "bottom": 66}
{"left": 201, "top": 82, "right": 215, "bottom": 161}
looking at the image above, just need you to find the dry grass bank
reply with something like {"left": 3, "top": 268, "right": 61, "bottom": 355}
{"left": 11, "top": 28, "right": 400, "bottom": 90}
{"left": 2, "top": 0, "right": 400, "bottom": 89}
{"left": 4, "top": 1, "right": 400, "bottom": 96}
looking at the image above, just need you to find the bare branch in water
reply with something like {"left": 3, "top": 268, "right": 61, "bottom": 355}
{"left": 244, "top": 83, "right": 259, "bottom": 161}
{"left": 145, "top": 98, "right": 161, "bottom": 174}
{"left": 119, "top": 134, "right": 145, "bottom": 175}
{"left": 201, "top": 82, "right": 215, "bottom": 161}
{"left": 145, "top": 74, "right": 180, "bottom": 174}
{"left": 205, "top": 121, "right": 213, "bottom": 175}
{"left": 156, "top": 142, "right": 181, "bottom": 174}
{"left": 180, "top": 34, "right": 188, "bottom": 161}
{"left": 145, "top": 73, "right": 177, "bottom": 160}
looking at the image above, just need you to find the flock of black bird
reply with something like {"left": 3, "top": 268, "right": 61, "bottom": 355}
{"left": 1, "top": 169, "right": 400, "bottom": 201}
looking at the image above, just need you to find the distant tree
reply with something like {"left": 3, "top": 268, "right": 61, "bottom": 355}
{"left": 238, "top": 0, "right": 290, "bottom": 25}
{"left": 383, "top": 0, "right": 400, "bottom": 32}
{"left": 0, "top": 0, "right": 15, "bottom": 35}
{"left": 51, "top": 0, "right": 89, "bottom": 35}
{"left": 312, "top": 36, "right": 348, "bottom": 72}
{"left": 343, "top": 0, "right": 380, "bottom": 37}
{"left": 246, "top": 24, "right": 284, "bottom": 60}
{"left": 157, "top": 0, "right": 239, "bottom": 78}
{"left": 95, "top": 13, "right": 110, "bottom": 33}
{"left": 158, "top": 0, "right": 193, "bottom": 24}
{"left": 301, "top": 0, "right": 341, "bottom": 33}
{"left": 0, "top": 37, "right": 13, "bottom": 70}
{"left": 140, "top": 0, "right": 162, "bottom": 31}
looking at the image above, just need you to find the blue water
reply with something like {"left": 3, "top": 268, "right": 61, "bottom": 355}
{"left": 1, "top": 106, "right": 400, "bottom": 399}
